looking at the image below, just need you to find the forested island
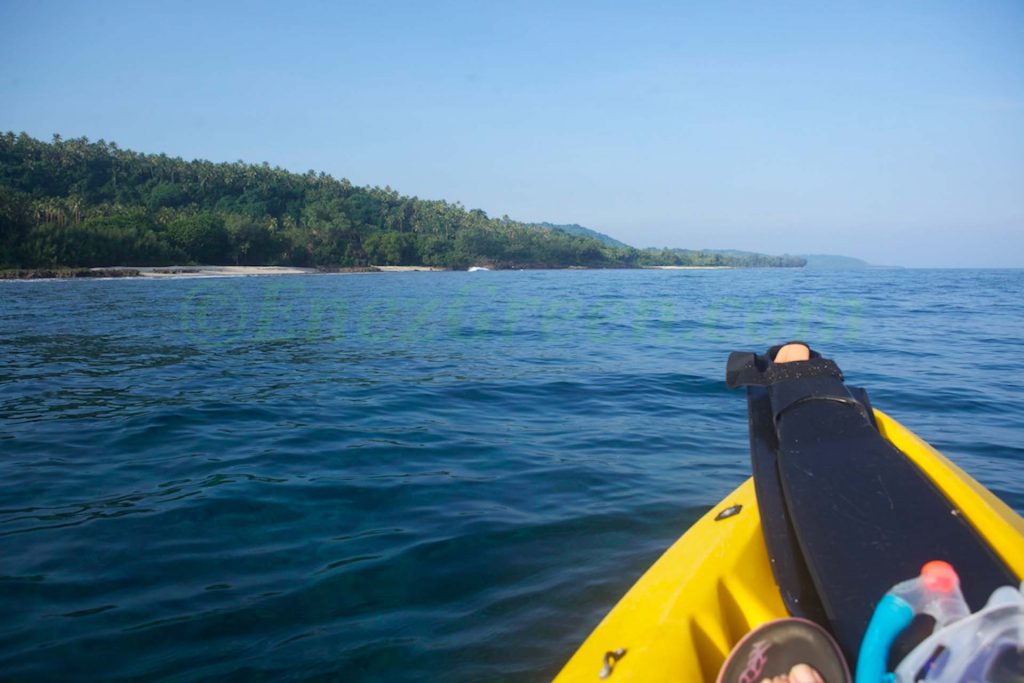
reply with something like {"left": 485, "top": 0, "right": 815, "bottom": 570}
{"left": 0, "top": 133, "right": 806, "bottom": 272}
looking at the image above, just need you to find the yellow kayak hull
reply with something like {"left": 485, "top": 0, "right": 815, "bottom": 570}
{"left": 553, "top": 410, "right": 1024, "bottom": 683}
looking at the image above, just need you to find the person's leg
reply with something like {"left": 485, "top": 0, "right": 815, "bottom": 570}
{"left": 752, "top": 342, "right": 1014, "bottom": 667}
{"left": 761, "top": 343, "right": 835, "bottom": 683}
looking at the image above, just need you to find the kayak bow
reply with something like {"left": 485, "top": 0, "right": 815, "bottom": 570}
{"left": 554, "top": 409, "right": 1024, "bottom": 682}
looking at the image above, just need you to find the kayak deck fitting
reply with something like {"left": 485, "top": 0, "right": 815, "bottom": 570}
{"left": 554, "top": 390, "right": 1024, "bottom": 682}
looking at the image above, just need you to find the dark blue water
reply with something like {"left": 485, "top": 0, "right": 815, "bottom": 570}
{"left": 2, "top": 269, "right": 1023, "bottom": 681}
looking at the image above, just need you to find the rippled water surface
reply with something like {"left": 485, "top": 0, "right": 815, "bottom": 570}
{"left": 2, "top": 269, "right": 1023, "bottom": 681}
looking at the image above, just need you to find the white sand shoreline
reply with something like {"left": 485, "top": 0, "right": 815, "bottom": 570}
{"left": 93, "top": 266, "right": 452, "bottom": 278}
{"left": 640, "top": 265, "right": 735, "bottom": 270}
{"left": 133, "top": 266, "right": 319, "bottom": 278}
{"left": 0, "top": 264, "right": 744, "bottom": 280}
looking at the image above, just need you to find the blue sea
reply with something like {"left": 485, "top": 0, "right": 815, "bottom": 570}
{"left": 2, "top": 268, "right": 1023, "bottom": 681}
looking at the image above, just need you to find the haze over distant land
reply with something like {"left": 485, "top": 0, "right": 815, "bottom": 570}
{"left": 1, "top": 1, "right": 1021, "bottom": 267}
{"left": 531, "top": 223, "right": 631, "bottom": 249}
{"left": 799, "top": 255, "right": 872, "bottom": 269}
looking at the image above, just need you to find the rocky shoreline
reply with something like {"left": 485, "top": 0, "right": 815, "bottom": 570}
{"left": 0, "top": 268, "right": 142, "bottom": 279}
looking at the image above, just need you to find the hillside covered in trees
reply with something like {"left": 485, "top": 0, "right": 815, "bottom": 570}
{"left": 0, "top": 133, "right": 806, "bottom": 270}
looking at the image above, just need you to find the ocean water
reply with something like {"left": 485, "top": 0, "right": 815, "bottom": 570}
{"left": 1, "top": 268, "right": 1022, "bottom": 682}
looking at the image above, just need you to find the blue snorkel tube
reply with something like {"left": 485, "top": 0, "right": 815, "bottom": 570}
{"left": 856, "top": 592, "right": 916, "bottom": 683}
{"left": 855, "top": 561, "right": 970, "bottom": 683}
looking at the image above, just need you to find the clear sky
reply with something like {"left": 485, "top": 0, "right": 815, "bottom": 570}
{"left": 2, "top": 1, "right": 1022, "bottom": 266}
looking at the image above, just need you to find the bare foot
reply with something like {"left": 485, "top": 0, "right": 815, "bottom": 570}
{"left": 760, "top": 663, "right": 825, "bottom": 683}
{"left": 774, "top": 343, "right": 810, "bottom": 364}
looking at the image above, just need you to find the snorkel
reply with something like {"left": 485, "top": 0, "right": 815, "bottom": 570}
{"left": 856, "top": 561, "right": 1024, "bottom": 682}
{"left": 855, "top": 561, "right": 970, "bottom": 683}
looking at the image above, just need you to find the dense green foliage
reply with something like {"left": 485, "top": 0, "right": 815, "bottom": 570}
{"left": 636, "top": 248, "right": 807, "bottom": 268}
{"left": 0, "top": 133, "right": 805, "bottom": 269}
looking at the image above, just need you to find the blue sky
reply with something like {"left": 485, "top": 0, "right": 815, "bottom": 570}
{"left": 2, "top": 0, "right": 1022, "bottom": 266}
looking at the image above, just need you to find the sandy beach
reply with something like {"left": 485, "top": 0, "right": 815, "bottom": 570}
{"left": 373, "top": 265, "right": 447, "bottom": 272}
{"left": 129, "top": 265, "right": 446, "bottom": 278}
{"left": 132, "top": 266, "right": 320, "bottom": 278}
{"left": 5, "top": 265, "right": 738, "bottom": 280}
{"left": 641, "top": 265, "right": 734, "bottom": 270}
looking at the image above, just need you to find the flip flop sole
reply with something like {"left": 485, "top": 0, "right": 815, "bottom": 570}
{"left": 716, "top": 617, "right": 851, "bottom": 683}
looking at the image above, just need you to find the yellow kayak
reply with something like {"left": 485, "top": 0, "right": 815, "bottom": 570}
{"left": 554, "top": 409, "right": 1024, "bottom": 683}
